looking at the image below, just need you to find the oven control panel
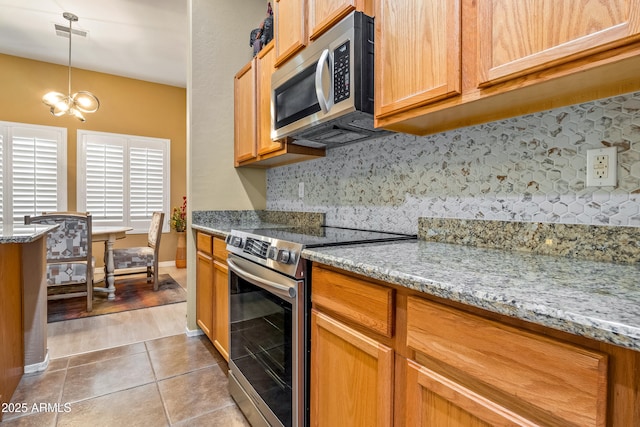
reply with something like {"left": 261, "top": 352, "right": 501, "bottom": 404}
{"left": 267, "top": 247, "right": 296, "bottom": 264}
{"left": 226, "top": 230, "right": 305, "bottom": 278}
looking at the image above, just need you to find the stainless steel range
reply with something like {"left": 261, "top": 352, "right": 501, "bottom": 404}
{"left": 225, "top": 226, "right": 415, "bottom": 427}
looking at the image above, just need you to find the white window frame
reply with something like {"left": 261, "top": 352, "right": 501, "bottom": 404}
{"left": 0, "top": 121, "right": 67, "bottom": 229}
{"left": 77, "top": 130, "right": 170, "bottom": 234}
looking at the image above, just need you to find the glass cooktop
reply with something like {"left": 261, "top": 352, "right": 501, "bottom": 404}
{"left": 235, "top": 226, "right": 416, "bottom": 248}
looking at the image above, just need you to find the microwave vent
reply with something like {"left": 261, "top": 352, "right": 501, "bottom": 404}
{"left": 289, "top": 111, "right": 393, "bottom": 148}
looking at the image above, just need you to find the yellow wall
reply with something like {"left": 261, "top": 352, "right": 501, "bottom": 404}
{"left": 0, "top": 53, "right": 187, "bottom": 264}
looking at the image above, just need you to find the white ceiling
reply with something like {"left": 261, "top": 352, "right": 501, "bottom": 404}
{"left": 0, "top": 0, "right": 188, "bottom": 88}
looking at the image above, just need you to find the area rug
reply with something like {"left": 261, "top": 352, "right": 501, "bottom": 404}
{"left": 47, "top": 274, "right": 186, "bottom": 323}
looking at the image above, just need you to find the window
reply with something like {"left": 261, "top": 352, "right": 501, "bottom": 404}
{"left": 77, "top": 130, "right": 170, "bottom": 234}
{"left": 0, "top": 121, "right": 67, "bottom": 228}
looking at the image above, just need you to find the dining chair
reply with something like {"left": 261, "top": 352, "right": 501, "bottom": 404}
{"left": 112, "top": 211, "right": 164, "bottom": 290}
{"left": 24, "top": 212, "right": 94, "bottom": 312}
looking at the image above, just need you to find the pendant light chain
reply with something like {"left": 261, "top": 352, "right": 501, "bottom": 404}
{"left": 67, "top": 15, "right": 72, "bottom": 97}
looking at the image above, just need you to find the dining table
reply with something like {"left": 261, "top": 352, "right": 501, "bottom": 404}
{"left": 92, "top": 225, "right": 133, "bottom": 300}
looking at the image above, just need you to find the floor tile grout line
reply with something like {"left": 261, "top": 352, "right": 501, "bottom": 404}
{"left": 50, "top": 329, "right": 186, "bottom": 361}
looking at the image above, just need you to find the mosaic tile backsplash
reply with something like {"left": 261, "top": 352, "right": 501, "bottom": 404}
{"left": 267, "top": 91, "right": 640, "bottom": 236}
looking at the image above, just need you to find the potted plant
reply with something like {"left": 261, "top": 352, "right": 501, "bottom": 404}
{"left": 171, "top": 196, "right": 187, "bottom": 268}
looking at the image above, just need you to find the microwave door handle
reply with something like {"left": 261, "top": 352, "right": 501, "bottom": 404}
{"left": 315, "top": 48, "right": 333, "bottom": 113}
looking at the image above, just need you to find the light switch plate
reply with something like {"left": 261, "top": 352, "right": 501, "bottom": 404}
{"left": 586, "top": 147, "right": 617, "bottom": 187}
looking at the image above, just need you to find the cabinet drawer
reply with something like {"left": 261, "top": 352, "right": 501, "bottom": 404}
{"left": 196, "top": 232, "right": 212, "bottom": 255}
{"left": 406, "top": 297, "right": 607, "bottom": 427}
{"left": 212, "top": 237, "right": 228, "bottom": 262}
{"left": 312, "top": 266, "right": 394, "bottom": 337}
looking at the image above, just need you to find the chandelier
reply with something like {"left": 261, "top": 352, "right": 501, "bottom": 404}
{"left": 42, "top": 12, "right": 99, "bottom": 122}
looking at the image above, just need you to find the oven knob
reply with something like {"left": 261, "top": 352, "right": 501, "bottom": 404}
{"left": 277, "top": 249, "right": 291, "bottom": 263}
{"left": 228, "top": 236, "right": 243, "bottom": 248}
{"left": 267, "top": 246, "right": 278, "bottom": 260}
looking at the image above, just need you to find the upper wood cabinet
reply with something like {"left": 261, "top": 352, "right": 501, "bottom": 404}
{"left": 478, "top": 0, "right": 640, "bottom": 87}
{"left": 275, "top": 0, "right": 374, "bottom": 66}
{"left": 234, "top": 60, "right": 256, "bottom": 164}
{"left": 274, "top": 0, "right": 307, "bottom": 66}
{"left": 234, "top": 41, "right": 325, "bottom": 168}
{"left": 256, "top": 42, "right": 283, "bottom": 157}
{"left": 374, "top": 0, "right": 462, "bottom": 119}
{"left": 308, "top": 0, "right": 373, "bottom": 40}
{"left": 374, "top": 0, "right": 640, "bottom": 136}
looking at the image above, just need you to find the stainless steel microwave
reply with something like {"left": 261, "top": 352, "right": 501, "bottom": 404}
{"left": 271, "top": 11, "right": 391, "bottom": 148}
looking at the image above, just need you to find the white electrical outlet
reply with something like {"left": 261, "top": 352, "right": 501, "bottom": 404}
{"left": 586, "top": 147, "right": 617, "bottom": 187}
{"left": 298, "top": 182, "right": 304, "bottom": 199}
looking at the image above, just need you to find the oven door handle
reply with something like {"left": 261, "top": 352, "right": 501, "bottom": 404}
{"left": 227, "top": 258, "right": 297, "bottom": 299}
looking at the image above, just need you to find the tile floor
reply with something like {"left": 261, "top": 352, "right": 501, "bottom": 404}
{"left": 1, "top": 267, "right": 250, "bottom": 427}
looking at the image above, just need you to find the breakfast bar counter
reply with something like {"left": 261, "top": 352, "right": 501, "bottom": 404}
{"left": 0, "top": 224, "right": 56, "bottom": 418}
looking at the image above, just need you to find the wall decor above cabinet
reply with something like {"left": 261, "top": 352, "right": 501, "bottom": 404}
{"left": 374, "top": 0, "right": 640, "bottom": 137}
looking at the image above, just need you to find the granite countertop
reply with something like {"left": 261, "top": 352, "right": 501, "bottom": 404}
{"left": 192, "top": 212, "right": 640, "bottom": 351}
{"left": 0, "top": 224, "right": 58, "bottom": 244}
{"left": 191, "top": 222, "right": 289, "bottom": 239}
{"left": 302, "top": 240, "right": 640, "bottom": 352}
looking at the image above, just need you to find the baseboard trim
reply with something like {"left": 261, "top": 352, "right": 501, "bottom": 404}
{"left": 24, "top": 350, "right": 49, "bottom": 374}
{"left": 185, "top": 326, "right": 204, "bottom": 337}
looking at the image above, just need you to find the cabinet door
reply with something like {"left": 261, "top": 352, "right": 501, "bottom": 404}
{"left": 404, "top": 359, "right": 538, "bottom": 426}
{"left": 375, "top": 0, "right": 461, "bottom": 119}
{"left": 234, "top": 60, "right": 257, "bottom": 165}
{"left": 0, "top": 244, "right": 23, "bottom": 418}
{"left": 196, "top": 250, "right": 213, "bottom": 340}
{"left": 275, "top": 0, "right": 307, "bottom": 66}
{"left": 310, "top": 310, "right": 393, "bottom": 427}
{"left": 478, "top": 0, "right": 640, "bottom": 86}
{"left": 256, "top": 41, "right": 283, "bottom": 156}
{"left": 213, "top": 259, "right": 229, "bottom": 361}
{"left": 309, "top": 0, "right": 373, "bottom": 40}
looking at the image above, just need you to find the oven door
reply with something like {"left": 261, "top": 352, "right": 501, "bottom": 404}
{"left": 227, "top": 254, "right": 306, "bottom": 427}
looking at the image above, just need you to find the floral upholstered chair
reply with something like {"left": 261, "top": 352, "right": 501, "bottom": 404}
{"left": 24, "top": 212, "right": 94, "bottom": 312}
{"left": 112, "top": 211, "right": 164, "bottom": 290}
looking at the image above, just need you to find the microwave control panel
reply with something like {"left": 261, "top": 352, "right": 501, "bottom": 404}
{"left": 333, "top": 41, "right": 350, "bottom": 104}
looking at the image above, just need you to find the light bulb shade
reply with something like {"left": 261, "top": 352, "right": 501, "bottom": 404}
{"left": 72, "top": 91, "right": 100, "bottom": 113}
{"left": 42, "top": 91, "right": 66, "bottom": 106}
{"left": 51, "top": 105, "right": 68, "bottom": 117}
{"left": 69, "top": 108, "right": 86, "bottom": 122}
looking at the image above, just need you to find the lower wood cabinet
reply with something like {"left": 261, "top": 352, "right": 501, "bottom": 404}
{"left": 212, "top": 238, "right": 229, "bottom": 361}
{"left": 310, "top": 309, "right": 393, "bottom": 427}
{"left": 403, "top": 358, "right": 537, "bottom": 426}
{"left": 196, "top": 233, "right": 213, "bottom": 339}
{"left": 405, "top": 296, "right": 607, "bottom": 427}
{"left": 310, "top": 264, "right": 639, "bottom": 427}
{"left": 195, "top": 233, "right": 229, "bottom": 362}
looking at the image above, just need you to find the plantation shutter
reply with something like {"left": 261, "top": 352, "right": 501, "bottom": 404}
{"left": 129, "top": 141, "right": 166, "bottom": 230}
{"left": 84, "top": 136, "right": 125, "bottom": 222}
{"left": 7, "top": 126, "right": 67, "bottom": 224}
{"left": 78, "top": 130, "right": 169, "bottom": 233}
